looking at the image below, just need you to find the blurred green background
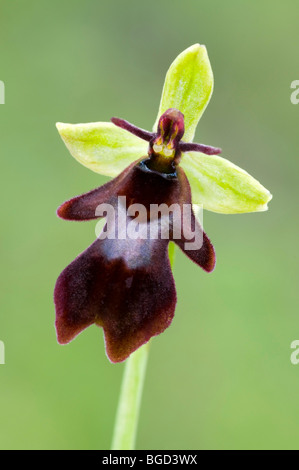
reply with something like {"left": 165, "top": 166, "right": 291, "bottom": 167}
{"left": 0, "top": 0, "right": 298, "bottom": 450}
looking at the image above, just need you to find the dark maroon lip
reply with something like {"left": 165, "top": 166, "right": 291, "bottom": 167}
{"left": 55, "top": 151, "right": 215, "bottom": 363}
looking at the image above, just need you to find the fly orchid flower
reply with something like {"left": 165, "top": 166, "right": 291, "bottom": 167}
{"left": 54, "top": 44, "right": 272, "bottom": 363}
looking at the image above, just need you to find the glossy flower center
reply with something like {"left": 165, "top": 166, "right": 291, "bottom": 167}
{"left": 152, "top": 108, "right": 185, "bottom": 160}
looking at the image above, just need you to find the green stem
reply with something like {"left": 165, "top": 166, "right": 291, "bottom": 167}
{"left": 111, "top": 243, "right": 176, "bottom": 450}
{"left": 111, "top": 343, "right": 149, "bottom": 450}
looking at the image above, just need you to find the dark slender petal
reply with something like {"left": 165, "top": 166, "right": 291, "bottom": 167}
{"left": 57, "top": 160, "right": 138, "bottom": 221}
{"left": 173, "top": 220, "right": 216, "bottom": 272}
{"left": 180, "top": 142, "right": 222, "bottom": 155}
{"left": 171, "top": 168, "right": 216, "bottom": 272}
{"left": 54, "top": 228, "right": 176, "bottom": 363}
{"left": 111, "top": 117, "right": 154, "bottom": 142}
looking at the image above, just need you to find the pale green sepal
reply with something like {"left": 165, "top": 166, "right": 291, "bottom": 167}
{"left": 181, "top": 152, "right": 272, "bottom": 214}
{"left": 153, "top": 44, "right": 213, "bottom": 142}
{"left": 56, "top": 122, "right": 148, "bottom": 177}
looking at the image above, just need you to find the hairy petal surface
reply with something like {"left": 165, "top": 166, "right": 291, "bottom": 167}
{"left": 153, "top": 44, "right": 213, "bottom": 142}
{"left": 54, "top": 230, "right": 176, "bottom": 363}
{"left": 173, "top": 210, "right": 215, "bottom": 273}
{"left": 54, "top": 163, "right": 215, "bottom": 361}
{"left": 56, "top": 122, "right": 148, "bottom": 177}
{"left": 57, "top": 160, "right": 138, "bottom": 221}
{"left": 181, "top": 152, "right": 272, "bottom": 214}
{"left": 168, "top": 168, "right": 215, "bottom": 271}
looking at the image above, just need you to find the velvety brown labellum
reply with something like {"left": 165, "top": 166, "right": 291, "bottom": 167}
{"left": 54, "top": 161, "right": 215, "bottom": 362}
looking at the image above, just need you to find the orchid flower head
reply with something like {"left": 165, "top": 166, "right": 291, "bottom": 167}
{"left": 54, "top": 44, "right": 272, "bottom": 363}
